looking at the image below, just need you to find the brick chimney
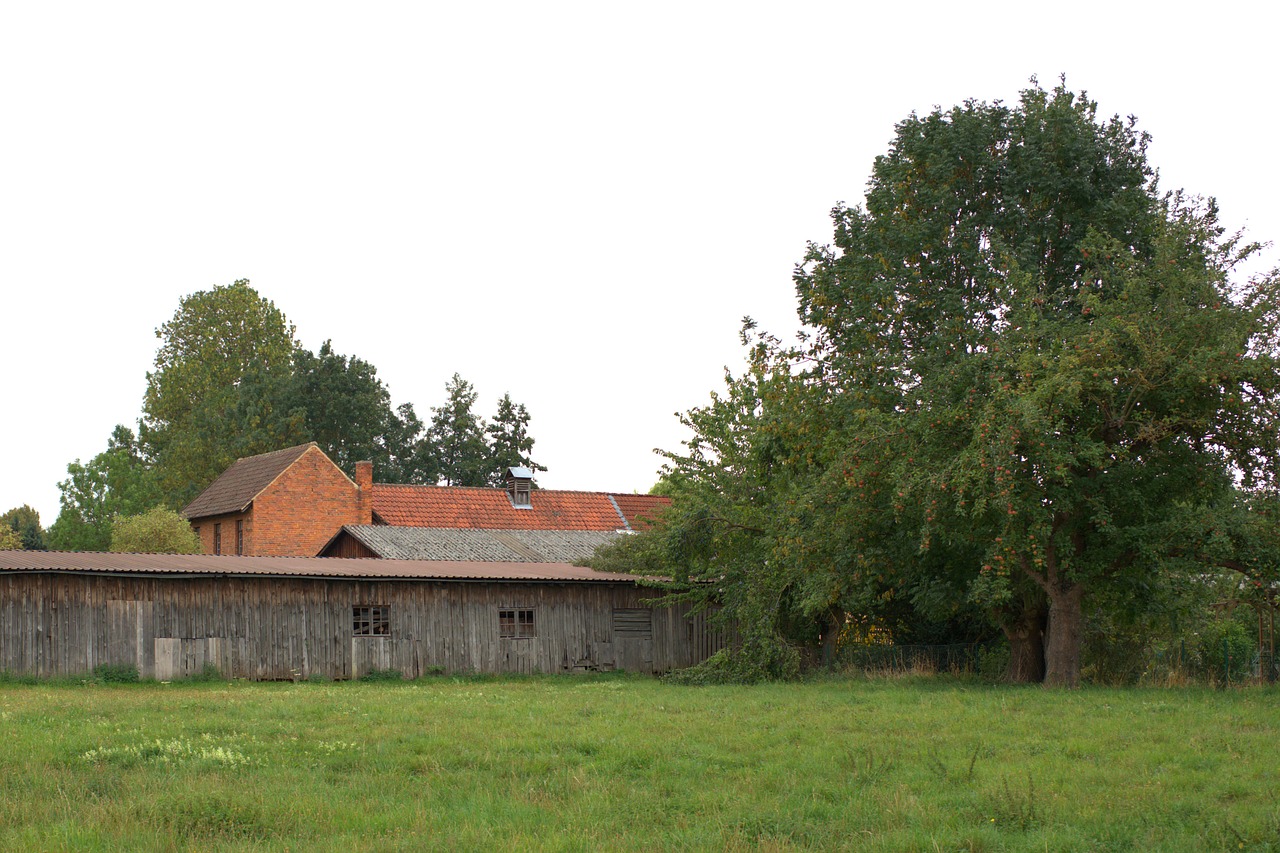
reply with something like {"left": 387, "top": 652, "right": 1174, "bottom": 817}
{"left": 355, "top": 461, "right": 373, "bottom": 525}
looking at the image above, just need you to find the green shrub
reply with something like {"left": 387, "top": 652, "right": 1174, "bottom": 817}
{"left": 186, "top": 663, "right": 223, "bottom": 683}
{"left": 1193, "top": 617, "right": 1256, "bottom": 683}
{"left": 0, "top": 670, "right": 38, "bottom": 685}
{"left": 357, "top": 668, "right": 404, "bottom": 682}
{"left": 92, "top": 664, "right": 141, "bottom": 684}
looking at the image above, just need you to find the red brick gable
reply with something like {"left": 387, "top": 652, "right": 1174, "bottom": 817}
{"left": 371, "top": 485, "right": 671, "bottom": 531}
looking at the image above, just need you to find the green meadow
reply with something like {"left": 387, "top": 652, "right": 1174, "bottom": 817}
{"left": 0, "top": 674, "right": 1276, "bottom": 851}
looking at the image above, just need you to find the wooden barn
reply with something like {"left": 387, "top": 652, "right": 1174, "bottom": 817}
{"left": 0, "top": 551, "right": 724, "bottom": 680}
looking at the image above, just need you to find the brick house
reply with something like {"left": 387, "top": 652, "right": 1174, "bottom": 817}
{"left": 183, "top": 444, "right": 669, "bottom": 560}
{"left": 182, "top": 443, "right": 370, "bottom": 557}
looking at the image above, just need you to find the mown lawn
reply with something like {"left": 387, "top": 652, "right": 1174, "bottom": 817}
{"left": 0, "top": 674, "right": 1276, "bottom": 851}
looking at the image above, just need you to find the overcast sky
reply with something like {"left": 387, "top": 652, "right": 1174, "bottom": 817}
{"left": 3, "top": 2, "right": 1277, "bottom": 528}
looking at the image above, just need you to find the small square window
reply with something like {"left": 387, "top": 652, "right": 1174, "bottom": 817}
{"left": 353, "top": 605, "right": 390, "bottom": 636}
{"left": 499, "top": 608, "right": 536, "bottom": 638}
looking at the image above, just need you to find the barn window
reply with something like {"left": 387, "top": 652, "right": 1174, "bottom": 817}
{"left": 613, "top": 608, "right": 653, "bottom": 639}
{"left": 213, "top": 523, "right": 222, "bottom": 555}
{"left": 353, "top": 605, "right": 390, "bottom": 636}
{"left": 499, "top": 609, "right": 536, "bottom": 639}
{"left": 235, "top": 520, "right": 244, "bottom": 555}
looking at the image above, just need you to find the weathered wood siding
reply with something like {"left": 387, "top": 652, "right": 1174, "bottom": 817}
{"left": 0, "top": 573, "right": 726, "bottom": 679}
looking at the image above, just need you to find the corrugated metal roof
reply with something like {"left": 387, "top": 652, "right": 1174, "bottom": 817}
{"left": 340, "top": 526, "right": 622, "bottom": 562}
{"left": 183, "top": 443, "right": 318, "bottom": 519}
{"left": 0, "top": 550, "right": 640, "bottom": 583}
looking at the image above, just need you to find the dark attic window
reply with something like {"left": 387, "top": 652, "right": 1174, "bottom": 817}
{"left": 499, "top": 608, "right": 536, "bottom": 639}
{"left": 353, "top": 605, "right": 390, "bottom": 636}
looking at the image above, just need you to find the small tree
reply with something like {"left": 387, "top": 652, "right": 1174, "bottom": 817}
{"left": 110, "top": 507, "right": 201, "bottom": 554}
{"left": 485, "top": 393, "right": 546, "bottom": 486}
{"left": 1, "top": 505, "right": 45, "bottom": 550}
{"left": 427, "top": 374, "right": 490, "bottom": 487}
{"left": 0, "top": 526, "right": 22, "bottom": 550}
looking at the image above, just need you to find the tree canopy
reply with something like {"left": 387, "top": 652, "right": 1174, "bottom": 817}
{"left": 485, "top": 393, "right": 546, "bottom": 486}
{"left": 1, "top": 505, "right": 46, "bottom": 551}
{"left": 48, "top": 425, "right": 161, "bottom": 552}
{"left": 141, "top": 279, "right": 300, "bottom": 506}
{"left": 0, "top": 526, "right": 23, "bottom": 551}
{"left": 594, "top": 80, "right": 1280, "bottom": 687}
{"left": 428, "top": 374, "right": 492, "bottom": 487}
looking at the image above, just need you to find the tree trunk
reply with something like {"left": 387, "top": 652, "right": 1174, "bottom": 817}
{"left": 820, "top": 609, "right": 843, "bottom": 670}
{"left": 1043, "top": 583, "right": 1084, "bottom": 688}
{"left": 1001, "top": 603, "right": 1047, "bottom": 684}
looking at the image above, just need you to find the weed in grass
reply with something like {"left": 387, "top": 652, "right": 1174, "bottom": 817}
{"left": 927, "top": 745, "right": 981, "bottom": 784}
{"left": 839, "top": 746, "right": 894, "bottom": 787}
{"left": 984, "top": 773, "right": 1039, "bottom": 831}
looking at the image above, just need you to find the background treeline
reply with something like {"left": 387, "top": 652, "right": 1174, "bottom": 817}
{"left": 590, "top": 79, "right": 1280, "bottom": 687}
{"left": 15, "top": 280, "right": 543, "bottom": 552}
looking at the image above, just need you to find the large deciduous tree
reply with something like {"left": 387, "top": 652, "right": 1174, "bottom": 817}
{"left": 284, "top": 341, "right": 432, "bottom": 484}
{"left": 141, "top": 279, "right": 300, "bottom": 506}
{"left": 795, "top": 81, "right": 1280, "bottom": 686}
{"left": 599, "top": 80, "right": 1280, "bottom": 687}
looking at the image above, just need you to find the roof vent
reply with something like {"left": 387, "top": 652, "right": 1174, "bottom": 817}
{"left": 506, "top": 466, "right": 533, "bottom": 508}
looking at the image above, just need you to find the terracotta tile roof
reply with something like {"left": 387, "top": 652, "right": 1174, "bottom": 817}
{"left": 336, "top": 526, "right": 623, "bottom": 562}
{"left": 611, "top": 494, "right": 671, "bottom": 530}
{"left": 371, "top": 485, "right": 666, "bottom": 531}
{"left": 0, "top": 549, "right": 641, "bottom": 583}
{"left": 183, "top": 443, "right": 318, "bottom": 520}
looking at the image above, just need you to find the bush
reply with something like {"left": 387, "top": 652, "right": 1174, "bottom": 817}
{"left": 92, "top": 664, "right": 141, "bottom": 684}
{"left": 186, "top": 663, "right": 223, "bottom": 682}
{"left": 357, "top": 668, "right": 404, "bottom": 682}
{"left": 1193, "top": 617, "right": 1256, "bottom": 684}
{"left": 665, "top": 638, "right": 801, "bottom": 685}
{"left": 110, "top": 507, "right": 201, "bottom": 554}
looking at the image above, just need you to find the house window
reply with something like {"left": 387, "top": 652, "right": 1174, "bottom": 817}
{"left": 353, "top": 606, "right": 390, "bottom": 636}
{"left": 235, "top": 520, "right": 244, "bottom": 555}
{"left": 499, "top": 609, "right": 536, "bottom": 639}
{"left": 512, "top": 481, "right": 531, "bottom": 507}
{"left": 213, "top": 523, "right": 222, "bottom": 555}
{"left": 613, "top": 608, "right": 653, "bottom": 640}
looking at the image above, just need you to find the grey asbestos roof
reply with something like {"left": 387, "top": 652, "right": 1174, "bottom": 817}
{"left": 0, "top": 550, "right": 640, "bottom": 583}
{"left": 339, "top": 526, "right": 623, "bottom": 562}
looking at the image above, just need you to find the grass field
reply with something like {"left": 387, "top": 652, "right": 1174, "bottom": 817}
{"left": 0, "top": 673, "right": 1276, "bottom": 851}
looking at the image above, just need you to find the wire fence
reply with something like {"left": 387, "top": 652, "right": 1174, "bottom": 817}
{"left": 832, "top": 642, "right": 994, "bottom": 675}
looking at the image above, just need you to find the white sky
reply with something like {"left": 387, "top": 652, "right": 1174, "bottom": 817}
{"left": 3, "top": 2, "right": 1277, "bottom": 528}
